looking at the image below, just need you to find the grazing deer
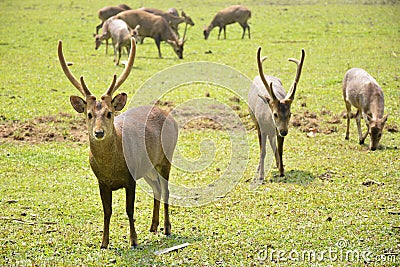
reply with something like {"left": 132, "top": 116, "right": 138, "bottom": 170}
{"left": 115, "top": 10, "right": 186, "bottom": 59}
{"left": 203, "top": 5, "right": 251, "bottom": 40}
{"left": 139, "top": 7, "right": 195, "bottom": 38}
{"left": 57, "top": 38, "right": 178, "bottom": 249}
{"left": 94, "top": 18, "right": 134, "bottom": 65}
{"left": 343, "top": 68, "right": 388, "bottom": 150}
{"left": 96, "top": 4, "right": 131, "bottom": 34}
{"left": 248, "top": 47, "right": 305, "bottom": 178}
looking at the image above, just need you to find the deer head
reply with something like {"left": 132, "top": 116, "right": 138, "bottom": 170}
{"left": 257, "top": 47, "right": 305, "bottom": 137}
{"left": 367, "top": 114, "right": 388, "bottom": 150}
{"left": 58, "top": 38, "right": 136, "bottom": 141}
{"left": 167, "top": 26, "right": 186, "bottom": 59}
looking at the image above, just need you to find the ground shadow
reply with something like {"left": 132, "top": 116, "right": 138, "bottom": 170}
{"left": 270, "top": 169, "right": 316, "bottom": 185}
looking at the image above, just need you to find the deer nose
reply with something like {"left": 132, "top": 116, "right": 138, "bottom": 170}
{"left": 94, "top": 130, "right": 105, "bottom": 139}
{"left": 280, "top": 130, "right": 288, "bottom": 137}
{"left": 370, "top": 146, "right": 377, "bottom": 151}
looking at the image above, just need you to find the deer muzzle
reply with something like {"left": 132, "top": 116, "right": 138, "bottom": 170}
{"left": 94, "top": 129, "right": 105, "bottom": 140}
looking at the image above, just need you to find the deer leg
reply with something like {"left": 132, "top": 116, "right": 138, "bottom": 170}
{"left": 218, "top": 27, "right": 222, "bottom": 40}
{"left": 248, "top": 24, "right": 251, "bottom": 39}
{"left": 159, "top": 162, "right": 171, "bottom": 235}
{"left": 240, "top": 23, "right": 246, "bottom": 39}
{"left": 99, "top": 185, "right": 112, "bottom": 249}
{"left": 276, "top": 135, "right": 285, "bottom": 177}
{"left": 105, "top": 39, "right": 109, "bottom": 55}
{"left": 355, "top": 110, "right": 364, "bottom": 144}
{"left": 96, "top": 23, "right": 102, "bottom": 34}
{"left": 155, "top": 37, "right": 162, "bottom": 58}
{"left": 125, "top": 182, "right": 138, "bottom": 249}
{"left": 267, "top": 133, "right": 279, "bottom": 170}
{"left": 258, "top": 132, "right": 268, "bottom": 180}
{"left": 145, "top": 170, "right": 161, "bottom": 233}
{"left": 361, "top": 118, "right": 370, "bottom": 145}
{"left": 223, "top": 26, "right": 227, "bottom": 39}
{"left": 256, "top": 128, "right": 262, "bottom": 172}
{"left": 345, "top": 101, "right": 351, "bottom": 140}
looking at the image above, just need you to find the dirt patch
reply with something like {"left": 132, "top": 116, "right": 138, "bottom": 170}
{"left": 0, "top": 113, "right": 87, "bottom": 144}
{"left": 291, "top": 110, "right": 341, "bottom": 135}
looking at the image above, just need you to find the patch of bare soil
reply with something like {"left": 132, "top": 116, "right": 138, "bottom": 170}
{"left": 291, "top": 109, "right": 342, "bottom": 135}
{"left": 0, "top": 113, "right": 87, "bottom": 144}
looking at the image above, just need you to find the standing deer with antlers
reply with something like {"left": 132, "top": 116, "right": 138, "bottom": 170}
{"left": 248, "top": 47, "right": 305, "bottom": 178}
{"left": 57, "top": 38, "right": 178, "bottom": 249}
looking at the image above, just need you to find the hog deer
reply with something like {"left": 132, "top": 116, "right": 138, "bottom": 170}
{"left": 115, "top": 10, "right": 186, "bottom": 59}
{"left": 94, "top": 17, "right": 134, "bottom": 65}
{"left": 96, "top": 4, "right": 131, "bottom": 34}
{"left": 139, "top": 7, "right": 195, "bottom": 38}
{"left": 203, "top": 5, "right": 251, "bottom": 40}
{"left": 343, "top": 68, "right": 388, "bottom": 150}
{"left": 57, "top": 38, "right": 178, "bottom": 249}
{"left": 248, "top": 47, "right": 305, "bottom": 178}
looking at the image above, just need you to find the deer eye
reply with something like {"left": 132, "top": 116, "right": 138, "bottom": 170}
{"left": 273, "top": 113, "right": 278, "bottom": 119}
{"left": 107, "top": 112, "right": 112, "bottom": 119}
{"left": 88, "top": 113, "right": 93, "bottom": 119}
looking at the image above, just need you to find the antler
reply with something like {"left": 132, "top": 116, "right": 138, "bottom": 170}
{"left": 104, "top": 37, "right": 136, "bottom": 96}
{"left": 286, "top": 49, "right": 305, "bottom": 100}
{"left": 58, "top": 40, "right": 92, "bottom": 97}
{"left": 257, "top": 47, "right": 276, "bottom": 100}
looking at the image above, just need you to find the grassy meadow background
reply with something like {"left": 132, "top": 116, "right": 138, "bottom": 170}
{"left": 1, "top": 0, "right": 399, "bottom": 266}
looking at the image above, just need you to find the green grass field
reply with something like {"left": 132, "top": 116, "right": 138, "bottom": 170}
{"left": 1, "top": 0, "right": 399, "bottom": 266}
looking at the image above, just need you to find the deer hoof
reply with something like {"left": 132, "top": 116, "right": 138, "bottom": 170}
{"left": 359, "top": 140, "right": 365, "bottom": 145}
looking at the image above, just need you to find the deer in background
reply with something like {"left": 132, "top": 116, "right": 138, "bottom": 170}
{"left": 343, "top": 68, "right": 388, "bottom": 150}
{"left": 96, "top": 4, "right": 131, "bottom": 34}
{"left": 115, "top": 10, "right": 186, "bottom": 59}
{"left": 58, "top": 38, "right": 178, "bottom": 249}
{"left": 248, "top": 47, "right": 305, "bottom": 178}
{"left": 94, "top": 18, "right": 134, "bottom": 65}
{"left": 138, "top": 7, "right": 195, "bottom": 38}
{"left": 203, "top": 5, "right": 251, "bottom": 40}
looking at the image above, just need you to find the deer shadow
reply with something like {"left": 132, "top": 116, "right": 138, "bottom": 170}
{"left": 270, "top": 169, "right": 316, "bottom": 185}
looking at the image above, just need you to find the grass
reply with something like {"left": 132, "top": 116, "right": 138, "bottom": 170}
{"left": 1, "top": 0, "right": 399, "bottom": 266}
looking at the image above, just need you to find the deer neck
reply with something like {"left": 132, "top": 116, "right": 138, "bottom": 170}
{"left": 368, "top": 90, "right": 385, "bottom": 119}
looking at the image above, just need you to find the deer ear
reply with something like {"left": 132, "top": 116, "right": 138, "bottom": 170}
{"left": 112, "top": 93, "right": 127, "bottom": 111}
{"left": 181, "top": 10, "right": 186, "bottom": 17}
{"left": 166, "top": 40, "right": 175, "bottom": 45}
{"left": 258, "top": 94, "right": 271, "bottom": 104}
{"left": 70, "top": 96, "right": 86, "bottom": 113}
{"left": 382, "top": 114, "right": 389, "bottom": 123}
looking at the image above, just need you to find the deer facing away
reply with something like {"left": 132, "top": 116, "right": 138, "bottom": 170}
{"left": 343, "top": 68, "right": 388, "bottom": 150}
{"left": 96, "top": 4, "right": 131, "bottom": 34}
{"left": 115, "top": 10, "right": 186, "bottom": 59}
{"left": 248, "top": 47, "right": 305, "bottom": 178}
{"left": 203, "top": 5, "right": 251, "bottom": 40}
{"left": 58, "top": 38, "right": 178, "bottom": 249}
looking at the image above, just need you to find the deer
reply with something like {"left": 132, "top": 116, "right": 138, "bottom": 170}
{"left": 57, "top": 38, "right": 179, "bottom": 249}
{"left": 343, "top": 68, "right": 388, "bottom": 150}
{"left": 96, "top": 4, "right": 131, "bottom": 34}
{"left": 203, "top": 5, "right": 251, "bottom": 40}
{"left": 248, "top": 47, "right": 305, "bottom": 178}
{"left": 138, "top": 7, "right": 195, "bottom": 38}
{"left": 94, "top": 17, "right": 134, "bottom": 65}
{"left": 115, "top": 10, "right": 186, "bottom": 59}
